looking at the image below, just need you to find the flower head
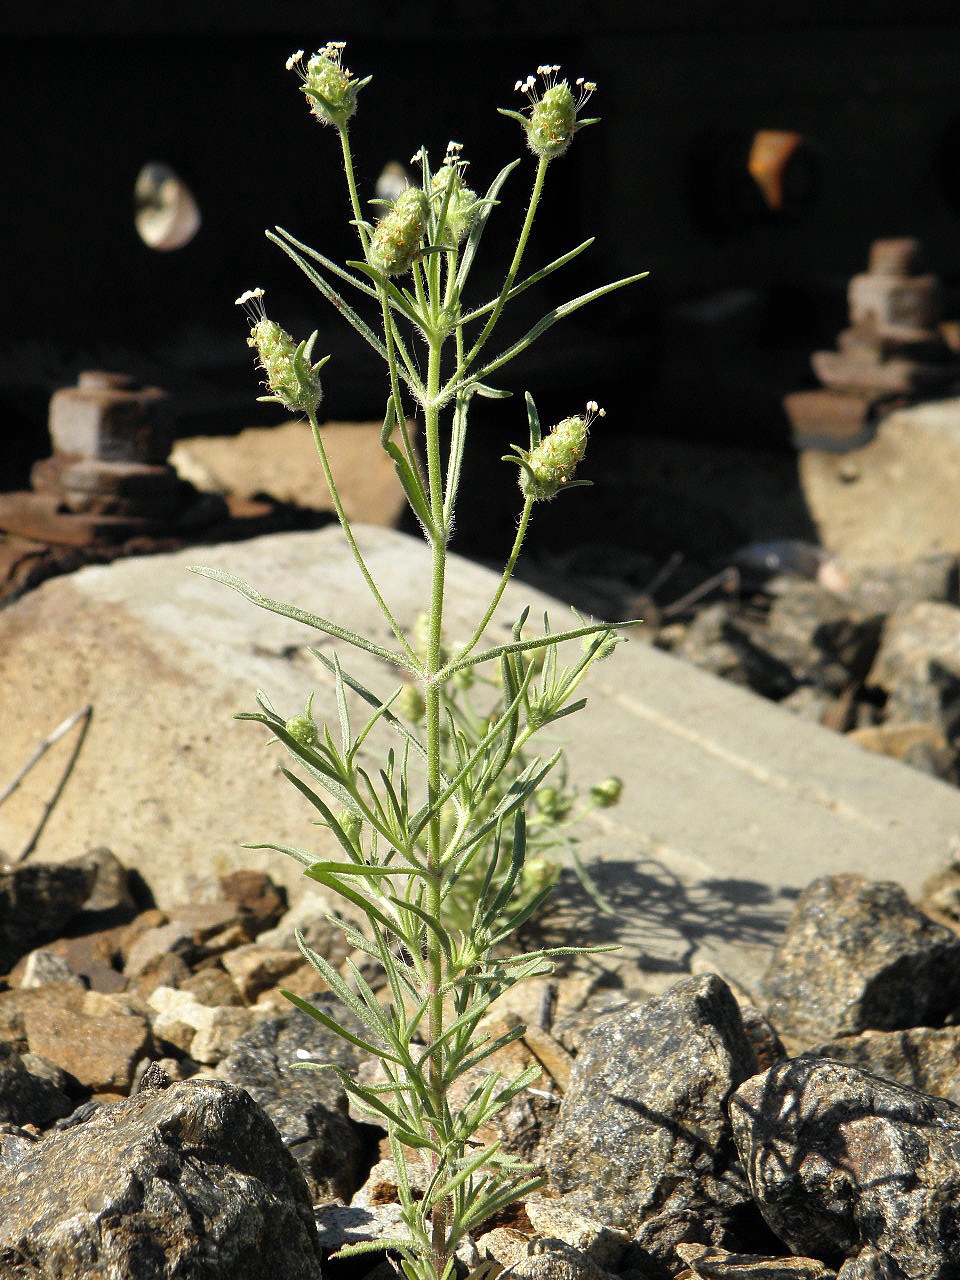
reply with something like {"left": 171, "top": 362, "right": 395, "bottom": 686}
{"left": 287, "top": 43, "right": 369, "bottom": 128}
{"left": 501, "top": 65, "right": 598, "bottom": 160}
{"left": 284, "top": 692, "right": 320, "bottom": 748}
{"left": 236, "top": 288, "right": 328, "bottom": 415}
{"left": 510, "top": 401, "right": 605, "bottom": 501}
{"left": 430, "top": 142, "right": 479, "bottom": 246}
{"left": 369, "top": 186, "right": 429, "bottom": 276}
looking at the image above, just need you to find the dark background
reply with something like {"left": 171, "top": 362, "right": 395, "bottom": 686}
{"left": 5, "top": 1, "right": 960, "bottom": 483}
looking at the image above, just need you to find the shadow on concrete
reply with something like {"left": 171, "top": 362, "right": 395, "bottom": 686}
{"left": 530, "top": 855, "right": 800, "bottom": 978}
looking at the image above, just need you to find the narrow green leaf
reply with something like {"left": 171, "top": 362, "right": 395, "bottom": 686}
{"left": 347, "top": 259, "right": 427, "bottom": 328}
{"left": 276, "top": 769, "right": 363, "bottom": 864}
{"left": 242, "top": 840, "right": 316, "bottom": 870}
{"left": 472, "top": 271, "right": 650, "bottom": 384}
{"left": 436, "top": 619, "right": 640, "bottom": 682}
{"left": 479, "top": 809, "right": 526, "bottom": 930}
{"left": 281, "top": 989, "right": 400, "bottom": 1063}
{"left": 310, "top": 649, "right": 429, "bottom": 761}
{"left": 454, "top": 157, "right": 521, "bottom": 294}
{"left": 305, "top": 869, "right": 400, "bottom": 936}
{"left": 460, "top": 238, "right": 595, "bottom": 325}
{"left": 272, "top": 226, "right": 378, "bottom": 298}
{"left": 187, "top": 566, "right": 411, "bottom": 669}
{"left": 386, "top": 440, "right": 437, "bottom": 537}
{"left": 332, "top": 653, "right": 352, "bottom": 758}
{"left": 387, "top": 893, "right": 453, "bottom": 964}
{"left": 452, "top": 1024, "right": 527, "bottom": 1079}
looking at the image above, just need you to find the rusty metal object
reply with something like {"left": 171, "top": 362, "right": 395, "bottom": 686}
{"left": 747, "top": 130, "right": 809, "bottom": 213}
{"left": 48, "top": 371, "right": 173, "bottom": 465}
{"left": 0, "top": 371, "right": 223, "bottom": 548}
{"left": 785, "top": 239, "right": 960, "bottom": 450}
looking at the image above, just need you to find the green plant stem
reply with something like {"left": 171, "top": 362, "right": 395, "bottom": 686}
{"left": 306, "top": 408, "right": 421, "bottom": 669}
{"left": 459, "top": 154, "right": 549, "bottom": 377}
{"left": 453, "top": 494, "right": 534, "bottom": 668}
{"left": 337, "top": 125, "right": 368, "bottom": 253}
{"left": 423, "top": 332, "right": 449, "bottom": 1278}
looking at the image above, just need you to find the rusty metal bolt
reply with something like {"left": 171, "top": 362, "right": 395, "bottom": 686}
{"left": 48, "top": 372, "right": 173, "bottom": 465}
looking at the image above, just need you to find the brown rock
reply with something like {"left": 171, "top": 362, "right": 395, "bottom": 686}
{"left": 170, "top": 418, "right": 412, "bottom": 527}
{"left": 848, "top": 721, "right": 951, "bottom": 762}
{"left": 813, "top": 1025, "right": 960, "bottom": 1104}
{"left": 218, "top": 870, "right": 288, "bottom": 936}
{"left": 179, "top": 966, "right": 245, "bottom": 1008}
{"left": 0, "top": 1076, "right": 325, "bottom": 1279}
{"left": 782, "top": 390, "right": 880, "bottom": 452}
{"left": 0, "top": 860, "right": 96, "bottom": 975}
{"left": 23, "top": 1002, "right": 150, "bottom": 1093}
{"left": 222, "top": 944, "right": 310, "bottom": 1004}
{"left": 811, "top": 350, "right": 954, "bottom": 396}
{"left": 115, "top": 907, "right": 168, "bottom": 965}
{"left": 676, "top": 1244, "right": 837, "bottom": 1278}
{"left": 123, "top": 920, "right": 197, "bottom": 978}
{"left": 731, "top": 1057, "right": 960, "bottom": 1277}
{"left": 47, "top": 374, "right": 173, "bottom": 465}
{"left": 129, "top": 951, "right": 192, "bottom": 998}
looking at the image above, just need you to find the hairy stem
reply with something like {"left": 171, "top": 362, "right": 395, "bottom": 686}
{"left": 307, "top": 408, "right": 421, "bottom": 668}
{"left": 424, "top": 329, "right": 449, "bottom": 1278}
{"left": 454, "top": 494, "right": 534, "bottom": 667}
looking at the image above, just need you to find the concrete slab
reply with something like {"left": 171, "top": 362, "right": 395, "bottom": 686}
{"left": 2, "top": 524, "right": 959, "bottom": 996}
{"left": 799, "top": 397, "right": 960, "bottom": 565}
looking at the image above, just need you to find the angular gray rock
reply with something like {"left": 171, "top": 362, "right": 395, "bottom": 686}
{"left": 546, "top": 974, "right": 758, "bottom": 1249}
{"left": 0, "top": 860, "right": 95, "bottom": 973}
{"left": 0, "top": 1076, "right": 324, "bottom": 1278}
{"left": 216, "top": 1000, "right": 376, "bottom": 1203}
{"left": 761, "top": 874, "right": 960, "bottom": 1049}
{"left": 674, "top": 603, "right": 798, "bottom": 700}
{"left": 868, "top": 601, "right": 960, "bottom": 734}
{"left": 844, "top": 555, "right": 959, "bottom": 617}
{"left": 0, "top": 1043, "right": 72, "bottom": 1127}
{"left": 814, "top": 1026, "right": 960, "bottom": 1105}
{"left": 836, "top": 1248, "right": 908, "bottom": 1279}
{"left": 730, "top": 1057, "right": 960, "bottom": 1277}
{"left": 500, "top": 1239, "right": 617, "bottom": 1280}
{"left": 760, "top": 581, "right": 882, "bottom": 694}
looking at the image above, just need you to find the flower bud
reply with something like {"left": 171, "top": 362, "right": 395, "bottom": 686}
{"left": 535, "top": 786, "right": 572, "bottom": 823}
{"left": 336, "top": 809, "right": 362, "bottom": 845}
{"left": 236, "top": 289, "right": 327, "bottom": 415}
{"left": 395, "top": 682, "right": 426, "bottom": 723}
{"left": 284, "top": 694, "right": 320, "bottom": 748}
{"left": 431, "top": 145, "right": 479, "bottom": 246}
{"left": 286, "top": 44, "right": 368, "bottom": 129}
{"left": 502, "top": 65, "right": 598, "bottom": 161}
{"left": 590, "top": 776, "right": 623, "bottom": 807}
{"left": 369, "top": 187, "right": 429, "bottom": 276}
{"left": 582, "top": 628, "right": 619, "bottom": 663}
{"left": 513, "top": 402, "right": 604, "bottom": 502}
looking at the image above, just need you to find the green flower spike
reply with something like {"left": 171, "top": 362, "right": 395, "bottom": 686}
{"left": 368, "top": 186, "right": 430, "bottom": 276}
{"left": 499, "top": 64, "right": 599, "bottom": 159}
{"left": 236, "top": 288, "right": 329, "bottom": 415}
{"left": 509, "top": 399, "right": 605, "bottom": 501}
{"left": 286, "top": 44, "right": 370, "bottom": 129}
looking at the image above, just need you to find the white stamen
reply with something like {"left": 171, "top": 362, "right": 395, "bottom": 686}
{"left": 235, "top": 288, "right": 265, "bottom": 306}
{"left": 285, "top": 50, "right": 304, "bottom": 71}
